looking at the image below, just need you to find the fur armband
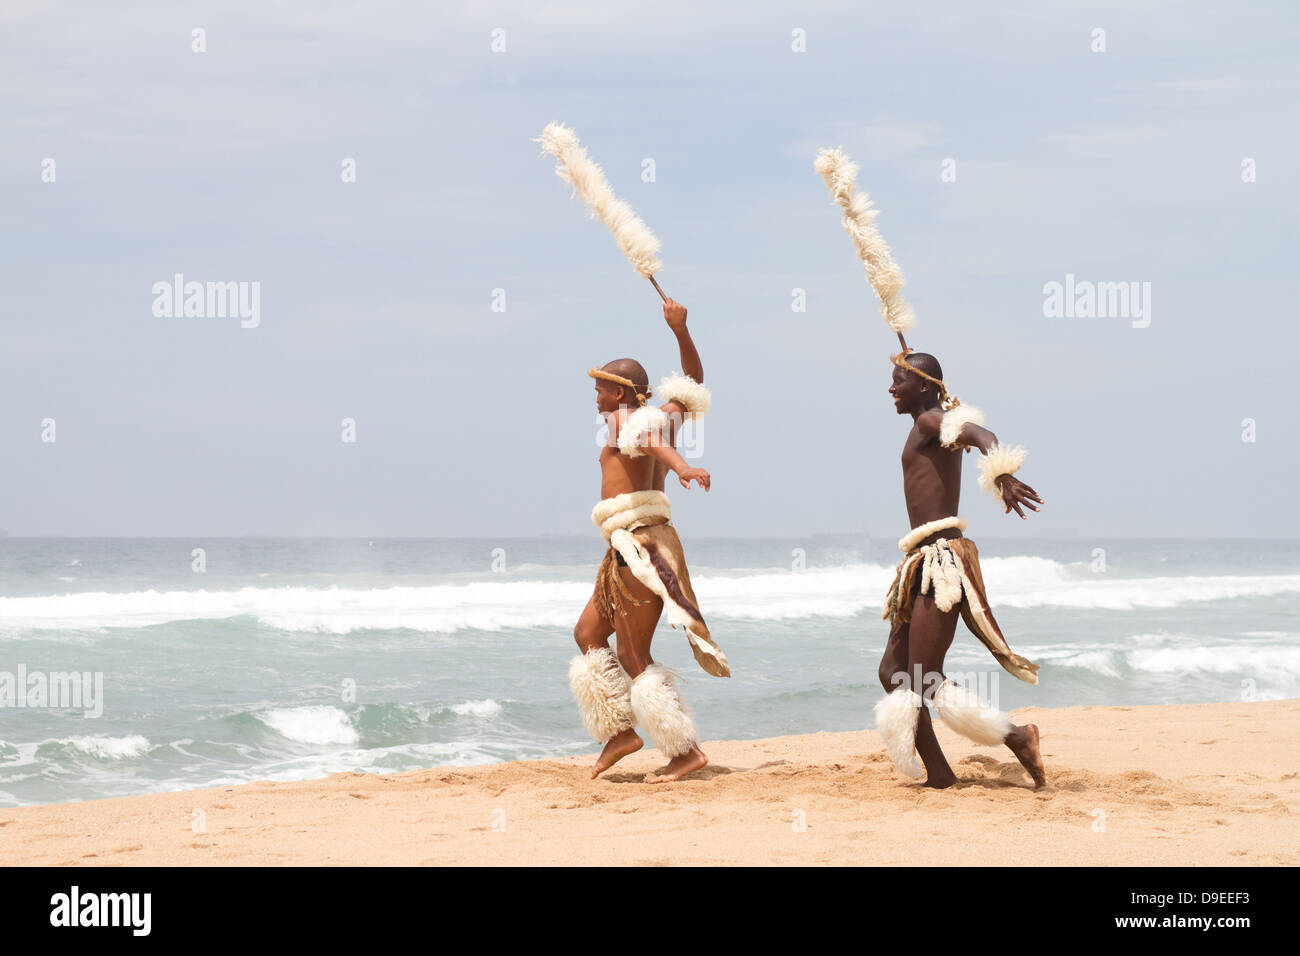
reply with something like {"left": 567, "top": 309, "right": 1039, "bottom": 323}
{"left": 616, "top": 405, "right": 669, "bottom": 458}
{"left": 939, "top": 404, "right": 985, "bottom": 449}
{"left": 976, "top": 442, "right": 1028, "bottom": 501}
{"left": 655, "top": 372, "right": 711, "bottom": 419}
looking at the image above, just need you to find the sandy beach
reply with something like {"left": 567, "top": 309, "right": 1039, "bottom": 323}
{"left": 2, "top": 699, "right": 1295, "bottom": 866}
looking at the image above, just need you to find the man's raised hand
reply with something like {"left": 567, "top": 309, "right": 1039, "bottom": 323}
{"left": 663, "top": 298, "right": 688, "bottom": 333}
{"left": 678, "top": 467, "right": 710, "bottom": 491}
{"left": 997, "top": 474, "right": 1042, "bottom": 519}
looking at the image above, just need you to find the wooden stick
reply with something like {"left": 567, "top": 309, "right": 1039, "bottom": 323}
{"left": 896, "top": 330, "right": 909, "bottom": 351}
{"left": 648, "top": 276, "right": 668, "bottom": 302}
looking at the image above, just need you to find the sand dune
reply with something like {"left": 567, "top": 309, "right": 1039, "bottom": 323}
{"left": 1, "top": 699, "right": 1295, "bottom": 866}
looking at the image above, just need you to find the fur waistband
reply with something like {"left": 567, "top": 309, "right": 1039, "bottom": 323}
{"left": 591, "top": 490, "right": 672, "bottom": 542}
{"left": 899, "top": 516, "right": 967, "bottom": 553}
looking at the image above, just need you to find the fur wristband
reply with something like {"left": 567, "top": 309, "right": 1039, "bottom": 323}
{"left": 976, "top": 442, "right": 1028, "bottom": 502}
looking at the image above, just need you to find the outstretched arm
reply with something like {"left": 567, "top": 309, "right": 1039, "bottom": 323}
{"left": 644, "top": 429, "right": 710, "bottom": 491}
{"left": 663, "top": 299, "right": 702, "bottom": 383}
{"left": 919, "top": 410, "right": 1043, "bottom": 519}
{"left": 953, "top": 420, "right": 998, "bottom": 456}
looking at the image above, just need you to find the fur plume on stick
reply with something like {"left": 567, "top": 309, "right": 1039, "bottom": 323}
{"left": 814, "top": 147, "right": 916, "bottom": 335}
{"left": 538, "top": 122, "right": 663, "bottom": 279}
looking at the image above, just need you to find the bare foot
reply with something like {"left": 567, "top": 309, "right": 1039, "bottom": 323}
{"left": 591, "top": 729, "right": 642, "bottom": 778}
{"left": 645, "top": 746, "right": 708, "bottom": 783}
{"left": 924, "top": 771, "right": 958, "bottom": 789}
{"left": 1005, "top": 723, "right": 1047, "bottom": 789}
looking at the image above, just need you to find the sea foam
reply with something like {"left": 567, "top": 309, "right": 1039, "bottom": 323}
{"left": 60, "top": 735, "right": 151, "bottom": 760}
{"left": 1, "top": 560, "right": 1296, "bottom": 635}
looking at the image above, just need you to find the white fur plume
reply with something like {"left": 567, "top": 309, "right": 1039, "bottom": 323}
{"left": 630, "top": 664, "right": 698, "bottom": 758}
{"left": 538, "top": 122, "right": 662, "bottom": 277}
{"left": 814, "top": 147, "right": 915, "bottom": 334}
{"left": 976, "top": 441, "right": 1028, "bottom": 502}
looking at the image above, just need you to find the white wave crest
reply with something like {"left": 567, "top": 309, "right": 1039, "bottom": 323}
{"left": 1045, "top": 642, "right": 1300, "bottom": 682}
{"left": 61, "top": 735, "right": 150, "bottom": 760}
{"left": 1, "top": 558, "right": 1296, "bottom": 635}
{"left": 1130, "top": 645, "right": 1300, "bottom": 676}
{"left": 982, "top": 563, "right": 1300, "bottom": 611}
{"left": 448, "top": 699, "right": 502, "bottom": 717}
{"left": 255, "top": 706, "right": 359, "bottom": 746}
{"left": 1047, "top": 649, "right": 1125, "bottom": 679}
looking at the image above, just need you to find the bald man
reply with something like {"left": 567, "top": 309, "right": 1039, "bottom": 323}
{"left": 568, "top": 299, "right": 728, "bottom": 783}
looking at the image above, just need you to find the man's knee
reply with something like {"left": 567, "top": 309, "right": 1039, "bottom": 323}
{"left": 878, "top": 659, "right": 900, "bottom": 691}
{"left": 880, "top": 657, "right": 915, "bottom": 692}
{"left": 574, "top": 620, "right": 605, "bottom": 652}
{"left": 879, "top": 626, "right": 909, "bottom": 691}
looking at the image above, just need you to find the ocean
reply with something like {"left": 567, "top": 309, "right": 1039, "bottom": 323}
{"left": 1, "top": 536, "right": 1297, "bottom": 807}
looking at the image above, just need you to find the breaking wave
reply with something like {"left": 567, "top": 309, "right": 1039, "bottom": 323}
{"left": 1, "top": 558, "right": 1296, "bottom": 635}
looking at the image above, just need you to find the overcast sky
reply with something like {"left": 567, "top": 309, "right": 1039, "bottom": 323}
{"left": 2, "top": 1, "right": 1296, "bottom": 537}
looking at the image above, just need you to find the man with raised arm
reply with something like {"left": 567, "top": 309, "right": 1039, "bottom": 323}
{"left": 568, "top": 298, "right": 727, "bottom": 783}
{"left": 875, "top": 349, "right": 1048, "bottom": 789}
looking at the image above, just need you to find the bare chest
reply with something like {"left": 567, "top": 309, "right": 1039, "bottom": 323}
{"left": 901, "top": 428, "right": 960, "bottom": 481}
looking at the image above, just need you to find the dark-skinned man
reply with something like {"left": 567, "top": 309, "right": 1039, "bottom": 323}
{"left": 568, "top": 298, "right": 728, "bottom": 784}
{"left": 876, "top": 349, "right": 1048, "bottom": 789}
